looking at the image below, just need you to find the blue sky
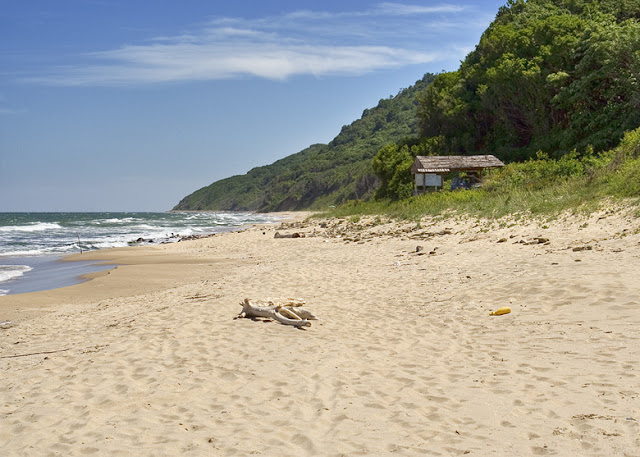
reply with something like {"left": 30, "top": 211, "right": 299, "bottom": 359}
{"left": 1, "top": 0, "right": 506, "bottom": 212}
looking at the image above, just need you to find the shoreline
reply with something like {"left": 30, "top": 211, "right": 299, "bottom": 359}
{"left": 2, "top": 209, "right": 640, "bottom": 455}
{"left": 0, "top": 211, "right": 311, "bottom": 310}
{"left": 0, "top": 254, "right": 115, "bottom": 297}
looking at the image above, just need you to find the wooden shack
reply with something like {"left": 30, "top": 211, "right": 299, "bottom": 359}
{"left": 411, "top": 155, "right": 504, "bottom": 193}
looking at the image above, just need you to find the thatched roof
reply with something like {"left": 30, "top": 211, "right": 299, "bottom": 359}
{"left": 411, "top": 155, "right": 504, "bottom": 174}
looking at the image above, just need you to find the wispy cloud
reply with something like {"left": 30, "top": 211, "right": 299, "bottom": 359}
{"left": 25, "top": 2, "right": 482, "bottom": 86}
{"left": 375, "top": 3, "right": 465, "bottom": 15}
{"left": 33, "top": 44, "right": 437, "bottom": 86}
{"left": 0, "top": 107, "right": 26, "bottom": 115}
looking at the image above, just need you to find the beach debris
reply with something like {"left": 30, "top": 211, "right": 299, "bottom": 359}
{"left": 128, "top": 237, "right": 155, "bottom": 245}
{"left": 274, "top": 232, "right": 305, "bottom": 239}
{"left": 572, "top": 245, "right": 593, "bottom": 252}
{"left": 0, "top": 347, "right": 71, "bottom": 359}
{"left": 0, "top": 321, "right": 14, "bottom": 330}
{"left": 186, "top": 292, "right": 217, "bottom": 301}
{"left": 178, "top": 233, "right": 217, "bottom": 242}
{"left": 489, "top": 307, "right": 511, "bottom": 316}
{"left": 522, "top": 237, "right": 550, "bottom": 245}
{"left": 237, "top": 298, "right": 316, "bottom": 328}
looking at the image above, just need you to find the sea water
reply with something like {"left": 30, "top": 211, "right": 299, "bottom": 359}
{"left": 0, "top": 212, "right": 278, "bottom": 295}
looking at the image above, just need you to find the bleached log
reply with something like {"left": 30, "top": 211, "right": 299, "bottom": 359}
{"left": 238, "top": 299, "right": 311, "bottom": 327}
{"left": 275, "top": 306, "right": 318, "bottom": 321}
{"left": 286, "top": 307, "right": 317, "bottom": 320}
{"left": 277, "top": 306, "right": 303, "bottom": 320}
{"left": 264, "top": 298, "right": 307, "bottom": 308}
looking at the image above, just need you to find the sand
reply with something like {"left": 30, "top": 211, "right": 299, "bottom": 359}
{"left": 1, "top": 208, "right": 639, "bottom": 456}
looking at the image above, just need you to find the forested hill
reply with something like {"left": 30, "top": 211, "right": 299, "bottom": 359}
{"left": 372, "top": 0, "right": 640, "bottom": 200}
{"left": 173, "top": 74, "right": 435, "bottom": 212}
{"left": 175, "top": 0, "right": 640, "bottom": 211}
{"left": 413, "top": 0, "right": 640, "bottom": 162}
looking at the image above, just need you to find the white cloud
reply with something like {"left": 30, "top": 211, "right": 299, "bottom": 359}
{"left": 33, "top": 43, "right": 438, "bottom": 86}
{"left": 375, "top": 3, "right": 465, "bottom": 15}
{"left": 26, "top": 2, "right": 477, "bottom": 86}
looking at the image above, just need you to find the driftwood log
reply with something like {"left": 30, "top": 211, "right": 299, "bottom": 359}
{"left": 238, "top": 298, "right": 317, "bottom": 327}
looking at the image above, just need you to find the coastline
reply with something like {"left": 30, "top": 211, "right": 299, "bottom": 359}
{"left": 0, "top": 255, "right": 115, "bottom": 297}
{"left": 0, "top": 211, "right": 306, "bottom": 313}
{"left": 2, "top": 208, "right": 640, "bottom": 455}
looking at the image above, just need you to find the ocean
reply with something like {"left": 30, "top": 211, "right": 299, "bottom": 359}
{"left": 0, "top": 212, "right": 278, "bottom": 295}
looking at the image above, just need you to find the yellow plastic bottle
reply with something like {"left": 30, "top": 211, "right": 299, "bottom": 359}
{"left": 489, "top": 307, "right": 511, "bottom": 316}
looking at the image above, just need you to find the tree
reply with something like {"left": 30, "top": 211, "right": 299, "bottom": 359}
{"left": 554, "top": 15, "right": 640, "bottom": 151}
{"left": 372, "top": 143, "right": 414, "bottom": 200}
{"left": 415, "top": 0, "right": 639, "bottom": 161}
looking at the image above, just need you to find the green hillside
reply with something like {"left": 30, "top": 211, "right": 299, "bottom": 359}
{"left": 175, "top": 0, "right": 640, "bottom": 212}
{"left": 372, "top": 0, "right": 640, "bottom": 200}
{"left": 415, "top": 0, "right": 640, "bottom": 161}
{"left": 173, "top": 74, "right": 435, "bottom": 212}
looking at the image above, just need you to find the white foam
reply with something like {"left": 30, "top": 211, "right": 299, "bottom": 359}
{"left": 0, "top": 265, "right": 33, "bottom": 283}
{"left": 97, "top": 217, "right": 138, "bottom": 224}
{"left": 1, "top": 249, "right": 48, "bottom": 256}
{"left": 0, "top": 222, "right": 63, "bottom": 233}
{"left": 93, "top": 240, "right": 131, "bottom": 249}
{"left": 0, "top": 212, "right": 281, "bottom": 258}
{"left": 0, "top": 245, "right": 67, "bottom": 256}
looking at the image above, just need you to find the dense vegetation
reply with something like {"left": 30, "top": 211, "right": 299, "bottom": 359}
{"left": 321, "top": 126, "right": 640, "bottom": 220}
{"left": 176, "top": 0, "right": 640, "bottom": 213}
{"left": 173, "top": 75, "right": 435, "bottom": 211}
{"left": 420, "top": 0, "right": 640, "bottom": 158}
{"left": 373, "top": 0, "right": 640, "bottom": 200}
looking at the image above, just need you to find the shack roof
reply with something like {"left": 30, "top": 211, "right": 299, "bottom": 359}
{"left": 411, "top": 155, "right": 505, "bottom": 174}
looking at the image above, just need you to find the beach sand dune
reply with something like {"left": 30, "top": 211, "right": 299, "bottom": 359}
{"left": 1, "top": 210, "right": 639, "bottom": 456}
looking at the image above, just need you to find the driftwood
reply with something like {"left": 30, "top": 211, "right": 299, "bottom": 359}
{"left": 0, "top": 348, "right": 71, "bottom": 359}
{"left": 238, "top": 298, "right": 317, "bottom": 327}
{"left": 0, "top": 321, "right": 13, "bottom": 330}
{"left": 274, "top": 232, "right": 305, "bottom": 239}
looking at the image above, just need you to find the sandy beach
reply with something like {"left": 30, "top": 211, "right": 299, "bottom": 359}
{"left": 1, "top": 209, "right": 639, "bottom": 456}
